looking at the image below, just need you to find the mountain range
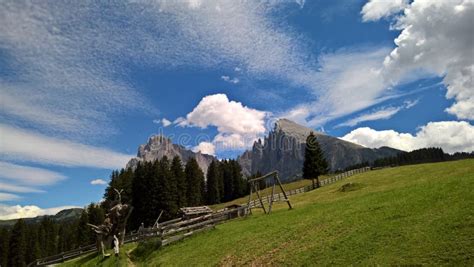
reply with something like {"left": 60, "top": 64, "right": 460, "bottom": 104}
{"left": 0, "top": 208, "right": 83, "bottom": 227}
{"left": 127, "top": 119, "right": 401, "bottom": 182}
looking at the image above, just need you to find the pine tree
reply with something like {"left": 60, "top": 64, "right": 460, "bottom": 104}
{"left": 25, "top": 225, "right": 41, "bottom": 264}
{"left": 216, "top": 161, "right": 225, "bottom": 202}
{"left": 157, "top": 156, "right": 178, "bottom": 220}
{"left": 76, "top": 210, "right": 90, "bottom": 247}
{"left": 9, "top": 219, "right": 27, "bottom": 267}
{"left": 303, "top": 132, "right": 329, "bottom": 188}
{"left": 231, "top": 160, "right": 244, "bottom": 198}
{"left": 87, "top": 203, "right": 105, "bottom": 241}
{"left": 130, "top": 162, "right": 157, "bottom": 229}
{"left": 206, "top": 161, "right": 221, "bottom": 204}
{"left": 171, "top": 156, "right": 187, "bottom": 208}
{"left": 221, "top": 160, "right": 234, "bottom": 202}
{"left": 185, "top": 158, "right": 205, "bottom": 206}
{"left": 0, "top": 227, "right": 10, "bottom": 267}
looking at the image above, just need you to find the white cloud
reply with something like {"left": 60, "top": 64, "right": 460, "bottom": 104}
{"left": 184, "top": 94, "right": 268, "bottom": 151}
{"left": 0, "top": 124, "right": 133, "bottom": 169}
{"left": 162, "top": 118, "right": 172, "bottom": 127}
{"left": 221, "top": 75, "right": 240, "bottom": 84}
{"left": 0, "top": 2, "right": 157, "bottom": 140}
{"left": 185, "top": 94, "right": 267, "bottom": 136}
{"left": 338, "top": 107, "right": 402, "bottom": 128}
{"left": 153, "top": 118, "right": 172, "bottom": 127}
{"left": 0, "top": 193, "right": 21, "bottom": 202}
{"left": 0, "top": 181, "right": 44, "bottom": 193}
{"left": 90, "top": 179, "right": 107, "bottom": 185}
{"left": 193, "top": 142, "right": 216, "bottom": 156}
{"left": 336, "top": 99, "right": 419, "bottom": 128}
{"left": 284, "top": 47, "right": 395, "bottom": 126}
{"left": 363, "top": 0, "right": 474, "bottom": 120}
{"left": 0, "top": 204, "right": 81, "bottom": 220}
{"left": 341, "top": 121, "right": 474, "bottom": 154}
{"left": 361, "top": 0, "right": 408, "bottom": 21}
{"left": 0, "top": 161, "right": 65, "bottom": 186}
{"left": 173, "top": 117, "right": 186, "bottom": 126}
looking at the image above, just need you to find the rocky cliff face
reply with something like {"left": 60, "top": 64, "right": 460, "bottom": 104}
{"left": 126, "top": 135, "right": 216, "bottom": 175}
{"left": 237, "top": 119, "right": 401, "bottom": 181}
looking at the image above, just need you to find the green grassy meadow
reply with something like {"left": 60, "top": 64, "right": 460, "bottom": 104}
{"left": 62, "top": 159, "right": 474, "bottom": 266}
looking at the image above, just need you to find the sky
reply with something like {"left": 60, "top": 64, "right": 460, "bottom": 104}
{"left": 0, "top": 0, "right": 473, "bottom": 219}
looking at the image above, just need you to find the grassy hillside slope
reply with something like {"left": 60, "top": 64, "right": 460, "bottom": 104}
{"left": 64, "top": 159, "right": 474, "bottom": 266}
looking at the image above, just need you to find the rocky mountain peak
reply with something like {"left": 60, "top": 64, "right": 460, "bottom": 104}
{"left": 127, "top": 135, "right": 216, "bottom": 175}
{"left": 137, "top": 135, "right": 173, "bottom": 157}
{"left": 238, "top": 118, "right": 401, "bottom": 181}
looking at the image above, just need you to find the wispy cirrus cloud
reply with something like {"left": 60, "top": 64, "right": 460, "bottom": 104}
{"left": 283, "top": 47, "right": 395, "bottom": 127}
{"left": 0, "top": 1, "right": 157, "bottom": 140}
{"left": 0, "top": 193, "right": 21, "bottom": 202}
{"left": 0, "top": 181, "right": 44, "bottom": 194}
{"left": 0, "top": 124, "right": 133, "bottom": 169}
{"left": 336, "top": 99, "right": 419, "bottom": 128}
{"left": 0, "top": 161, "right": 65, "bottom": 186}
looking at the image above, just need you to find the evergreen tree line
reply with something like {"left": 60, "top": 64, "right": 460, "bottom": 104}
{"left": 0, "top": 203, "right": 104, "bottom": 267}
{"left": 337, "top": 148, "right": 474, "bottom": 171}
{"left": 102, "top": 156, "right": 248, "bottom": 230}
{"left": 372, "top": 147, "right": 474, "bottom": 168}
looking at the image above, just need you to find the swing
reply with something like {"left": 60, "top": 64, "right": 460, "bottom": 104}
{"left": 246, "top": 171, "right": 292, "bottom": 215}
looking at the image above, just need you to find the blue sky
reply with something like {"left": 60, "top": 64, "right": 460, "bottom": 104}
{"left": 0, "top": 0, "right": 473, "bottom": 219}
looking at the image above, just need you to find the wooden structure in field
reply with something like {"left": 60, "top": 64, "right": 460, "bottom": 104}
{"left": 247, "top": 171, "right": 292, "bottom": 214}
{"left": 179, "top": 206, "right": 213, "bottom": 219}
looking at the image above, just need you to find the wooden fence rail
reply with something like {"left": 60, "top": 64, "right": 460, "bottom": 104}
{"left": 28, "top": 206, "right": 248, "bottom": 266}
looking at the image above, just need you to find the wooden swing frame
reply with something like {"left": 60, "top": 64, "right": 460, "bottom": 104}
{"left": 246, "top": 171, "right": 292, "bottom": 215}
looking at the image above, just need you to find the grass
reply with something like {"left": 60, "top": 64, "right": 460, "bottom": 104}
{"left": 62, "top": 159, "right": 474, "bottom": 266}
{"left": 210, "top": 175, "right": 326, "bottom": 210}
{"left": 61, "top": 243, "right": 137, "bottom": 267}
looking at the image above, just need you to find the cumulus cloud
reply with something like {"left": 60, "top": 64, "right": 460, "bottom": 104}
{"left": 0, "top": 204, "right": 81, "bottom": 220}
{"left": 0, "top": 124, "right": 133, "bottom": 169}
{"left": 362, "top": 0, "right": 474, "bottom": 120}
{"left": 336, "top": 99, "right": 419, "bottom": 128}
{"left": 341, "top": 121, "right": 474, "bottom": 154}
{"left": 193, "top": 142, "right": 216, "bottom": 156}
{"left": 184, "top": 94, "right": 268, "bottom": 151}
{"left": 361, "top": 0, "right": 408, "bottom": 21}
{"left": 221, "top": 75, "right": 240, "bottom": 84}
{"left": 90, "top": 179, "right": 107, "bottom": 185}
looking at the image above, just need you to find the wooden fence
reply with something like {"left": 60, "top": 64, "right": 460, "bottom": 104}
{"left": 248, "top": 167, "right": 370, "bottom": 208}
{"left": 28, "top": 206, "right": 247, "bottom": 266}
